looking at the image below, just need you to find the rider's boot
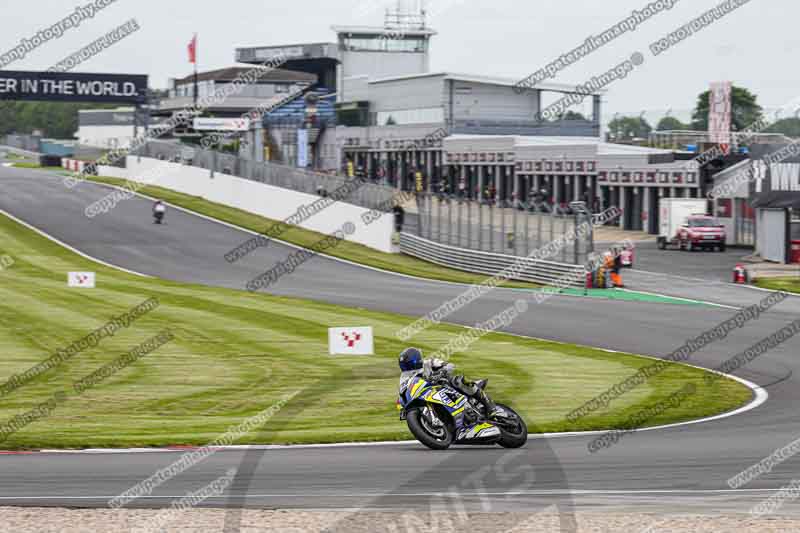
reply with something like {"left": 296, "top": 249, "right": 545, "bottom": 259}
{"left": 477, "top": 389, "right": 501, "bottom": 419}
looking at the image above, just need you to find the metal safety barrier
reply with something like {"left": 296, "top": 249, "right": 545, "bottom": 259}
{"left": 413, "top": 193, "right": 592, "bottom": 265}
{"left": 399, "top": 233, "right": 585, "bottom": 286}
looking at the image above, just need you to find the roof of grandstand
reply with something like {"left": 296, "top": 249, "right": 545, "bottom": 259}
{"left": 173, "top": 67, "right": 317, "bottom": 85}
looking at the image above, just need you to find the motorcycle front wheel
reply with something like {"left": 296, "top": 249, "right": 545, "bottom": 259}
{"left": 496, "top": 403, "right": 528, "bottom": 449}
{"left": 407, "top": 405, "right": 454, "bottom": 450}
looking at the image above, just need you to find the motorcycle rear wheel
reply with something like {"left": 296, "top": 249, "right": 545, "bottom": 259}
{"left": 407, "top": 406, "right": 454, "bottom": 450}
{"left": 496, "top": 403, "right": 528, "bottom": 448}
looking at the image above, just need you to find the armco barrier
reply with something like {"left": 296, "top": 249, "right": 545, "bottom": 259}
{"left": 399, "top": 232, "right": 585, "bottom": 286}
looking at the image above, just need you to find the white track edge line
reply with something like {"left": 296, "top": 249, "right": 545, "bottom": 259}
{"left": 0, "top": 208, "right": 152, "bottom": 278}
{"left": 616, "top": 288, "right": 740, "bottom": 310}
{"left": 75, "top": 175, "right": 673, "bottom": 300}
{"left": 29, "top": 169, "right": 754, "bottom": 309}
{"left": 0, "top": 488, "right": 791, "bottom": 499}
{"left": 0, "top": 172, "right": 767, "bottom": 453}
{"left": 76, "top": 177, "right": 499, "bottom": 291}
{"left": 85, "top": 176, "right": 758, "bottom": 312}
{"left": 22, "top": 367, "right": 767, "bottom": 454}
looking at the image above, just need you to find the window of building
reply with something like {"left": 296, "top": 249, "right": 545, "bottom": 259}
{"left": 342, "top": 36, "right": 427, "bottom": 53}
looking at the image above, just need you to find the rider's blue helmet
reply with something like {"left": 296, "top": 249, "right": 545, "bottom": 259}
{"left": 399, "top": 347, "right": 423, "bottom": 371}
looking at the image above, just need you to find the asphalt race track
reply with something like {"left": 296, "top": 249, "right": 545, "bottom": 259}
{"left": 2, "top": 162, "right": 800, "bottom": 519}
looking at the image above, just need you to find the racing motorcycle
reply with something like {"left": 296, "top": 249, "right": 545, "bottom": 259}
{"left": 153, "top": 202, "right": 166, "bottom": 225}
{"left": 397, "top": 375, "right": 528, "bottom": 450}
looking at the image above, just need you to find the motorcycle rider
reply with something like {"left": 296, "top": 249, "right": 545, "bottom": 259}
{"left": 153, "top": 200, "right": 166, "bottom": 224}
{"left": 398, "top": 347, "right": 501, "bottom": 419}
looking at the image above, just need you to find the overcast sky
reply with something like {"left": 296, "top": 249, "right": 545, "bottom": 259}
{"left": 1, "top": 0, "right": 795, "bottom": 124}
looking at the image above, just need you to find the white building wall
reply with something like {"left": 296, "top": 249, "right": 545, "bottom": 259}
{"left": 343, "top": 76, "right": 370, "bottom": 102}
{"left": 340, "top": 50, "right": 428, "bottom": 100}
{"left": 76, "top": 125, "right": 136, "bottom": 149}
{"left": 99, "top": 157, "right": 396, "bottom": 253}
{"left": 444, "top": 136, "right": 516, "bottom": 153}
{"left": 450, "top": 82, "right": 539, "bottom": 122}
{"left": 516, "top": 144, "right": 598, "bottom": 160}
{"left": 368, "top": 74, "right": 446, "bottom": 119}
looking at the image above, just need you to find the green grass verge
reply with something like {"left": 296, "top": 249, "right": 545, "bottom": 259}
{"left": 0, "top": 211, "right": 753, "bottom": 449}
{"left": 82, "top": 175, "right": 544, "bottom": 289}
{"left": 755, "top": 277, "right": 800, "bottom": 294}
{"left": 11, "top": 163, "right": 62, "bottom": 170}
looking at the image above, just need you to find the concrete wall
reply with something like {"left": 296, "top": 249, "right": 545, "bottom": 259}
{"left": 100, "top": 156, "right": 397, "bottom": 253}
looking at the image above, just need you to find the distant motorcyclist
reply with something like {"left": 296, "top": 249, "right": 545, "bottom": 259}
{"left": 153, "top": 200, "right": 166, "bottom": 224}
{"left": 398, "top": 347, "right": 500, "bottom": 419}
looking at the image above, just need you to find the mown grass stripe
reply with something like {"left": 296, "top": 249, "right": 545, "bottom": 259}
{"left": 0, "top": 210, "right": 753, "bottom": 449}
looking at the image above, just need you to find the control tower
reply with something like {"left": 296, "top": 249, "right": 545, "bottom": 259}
{"left": 332, "top": 0, "right": 436, "bottom": 102}
{"left": 236, "top": 1, "right": 435, "bottom": 101}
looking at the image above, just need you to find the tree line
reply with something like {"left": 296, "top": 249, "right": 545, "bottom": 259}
{"left": 0, "top": 101, "right": 119, "bottom": 139}
{"left": 607, "top": 86, "right": 800, "bottom": 141}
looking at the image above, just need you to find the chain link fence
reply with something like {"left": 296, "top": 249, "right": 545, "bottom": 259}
{"left": 410, "top": 194, "right": 594, "bottom": 265}
{"left": 133, "top": 141, "right": 593, "bottom": 265}
{"left": 136, "top": 140, "right": 397, "bottom": 212}
{"left": 2, "top": 134, "right": 42, "bottom": 152}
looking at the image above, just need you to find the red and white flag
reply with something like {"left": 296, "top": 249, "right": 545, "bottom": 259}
{"left": 188, "top": 34, "right": 197, "bottom": 64}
